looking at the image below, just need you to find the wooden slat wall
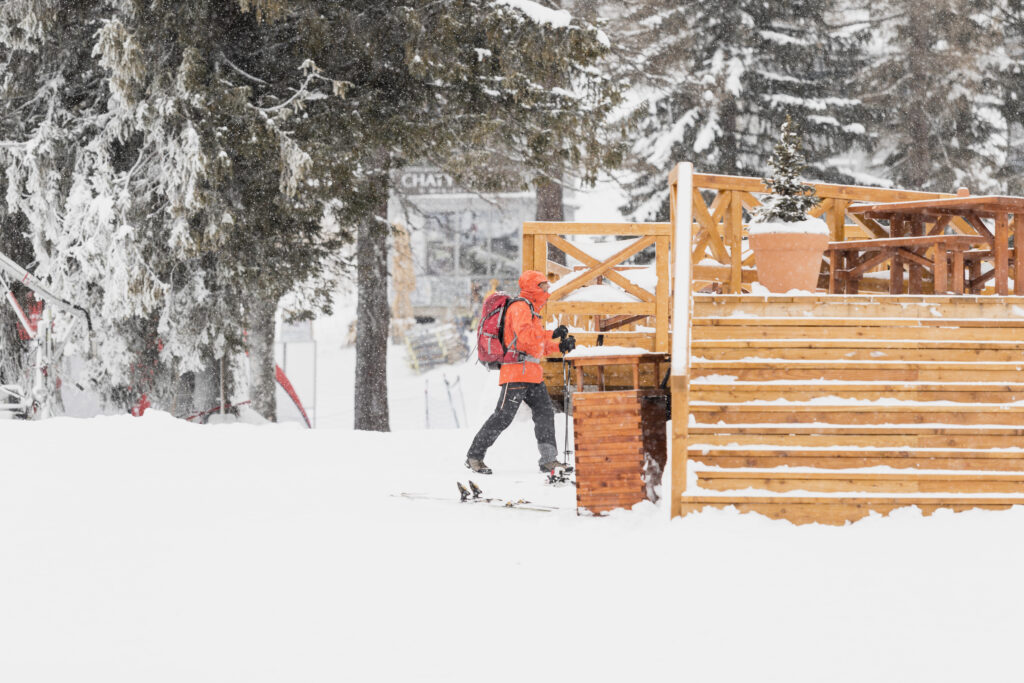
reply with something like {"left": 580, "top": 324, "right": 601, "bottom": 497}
{"left": 574, "top": 389, "right": 667, "bottom": 515}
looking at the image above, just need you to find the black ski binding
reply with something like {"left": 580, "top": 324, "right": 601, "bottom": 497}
{"left": 457, "top": 481, "right": 471, "bottom": 501}
{"left": 468, "top": 480, "right": 483, "bottom": 499}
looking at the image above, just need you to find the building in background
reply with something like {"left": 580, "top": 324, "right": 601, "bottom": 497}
{"left": 389, "top": 166, "right": 574, "bottom": 321}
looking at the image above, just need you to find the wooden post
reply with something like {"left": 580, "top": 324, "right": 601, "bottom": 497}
{"left": 889, "top": 216, "right": 904, "bottom": 295}
{"left": 669, "top": 162, "right": 694, "bottom": 519}
{"left": 828, "top": 248, "right": 839, "bottom": 294}
{"left": 995, "top": 213, "right": 1010, "bottom": 296}
{"left": 533, "top": 236, "right": 547, "bottom": 281}
{"left": 1014, "top": 214, "right": 1024, "bottom": 295}
{"left": 655, "top": 235, "right": 670, "bottom": 352}
{"left": 727, "top": 192, "right": 743, "bottom": 294}
{"left": 829, "top": 199, "right": 848, "bottom": 243}
{"left": 909, "top": 217, "right": 923, "bottom": 294}
{"left": 522, "top": 234, "right": 535, "bottom": 272}
{"left": 934, "top": 247, "right": 948, "bottom": 293}
{"left": 952, "top": 248, "right": 965, "bottom": 294}
{"left": 969, "top": 258, "right": 983, "bottom": 295}
{"left": 670, "top": 374, "right": 689, "bottom": 518}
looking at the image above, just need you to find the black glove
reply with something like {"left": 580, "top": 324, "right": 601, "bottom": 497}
{"left": 558, "top": 335, "right": 576, "bottom": 354}
{"left": 551, "top": 325, "right": 569, "bottom": 340}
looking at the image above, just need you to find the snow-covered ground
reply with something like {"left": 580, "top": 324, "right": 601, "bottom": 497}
{"left": 5, "top": 303, "right": 1024, "bottom": 682}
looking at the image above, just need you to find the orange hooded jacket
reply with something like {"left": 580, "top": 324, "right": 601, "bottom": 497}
{"left": 499, "top": 270, "right": 562, "bottom": 385}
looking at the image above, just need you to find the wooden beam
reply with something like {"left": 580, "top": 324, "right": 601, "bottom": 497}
{"left": 691, "top": 188, "right": 729, "bottom": 263}
{"left": 523, "top": 222, "right": 673, "bottom": 236}
{"left": 846, "top": 249, "right": 893, "bottom": 279}
{"left": 547, "top": 301, "right": 657, "bottom": 316}
{"left": 935, "top": 247, "right": 948, "bottom": 293}
{"left": 737, "top": 191, "right": 763, "bottom": 210}
{"left": 1014, "top": 214, "right": 1024, "bottom": 295}
{"left": 996, "top": 213, "right": 1010, "bottom": 295}
{"left": 548, "top": 235, "right": 656, "bottom": 302}
{"left": 828, "top": 199, "right": 849, "bottom": 242}
{"left": 547, "top": 235, "right": 655, "bottom": 303}
{"left": 655, "top": 235, "right": 670, "bottom": 352}
{"left": 896, "top": 247, "right": 933, "bottom": 270}
{"left": 848, "top": 213, "right": 889, "bottom": 238}
{"left": 963, "top": 213, "right": 996, "bottom": 245}
{"left": 952, "top": 248, "right": 965, "bottom": 294}
{"left": 597, "top": 314, "right": 649, "bottom": 332}
{"left": 928, "top": 214, "right": 952, "bottom": 236}
{"left": 669, "top": 373, "right": 689, "bottom": 519}
{"left": 727, "top": 192, "right": 743, "bottom": 293}
{"left": 809, "top": 197, "right": 832, "bottom": 219}
{"left": 522, "top": 234, "right": 535, "bottom": 272}
{"left": 693, "top": 172, "right": 957, "bottom": 203}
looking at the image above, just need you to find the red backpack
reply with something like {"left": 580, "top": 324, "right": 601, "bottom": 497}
{"left": 476, "top": 292, "right": 534, "bottom": 370}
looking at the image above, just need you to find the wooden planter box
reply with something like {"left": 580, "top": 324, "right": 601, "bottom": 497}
{"left": 573, "top": 388, "right": 667, "bottom": 515}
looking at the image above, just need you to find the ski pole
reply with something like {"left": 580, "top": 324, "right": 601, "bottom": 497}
{"left": 443, "top": 373, "right": 460, "bottom": 428}
{"left": 562, "top": 357, "right": 572, "bottom": 465}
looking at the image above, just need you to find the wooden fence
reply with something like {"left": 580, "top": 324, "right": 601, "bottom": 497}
{"left": 676, "top": 173, "right": 962, "bottom": 294}
{"left": 522, "top": 221, "right": 673, "bottom": 352}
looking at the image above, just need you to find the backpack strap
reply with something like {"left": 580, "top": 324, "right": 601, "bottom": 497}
{"left": 501, "top": 298, "right": 538, "bottom": 364}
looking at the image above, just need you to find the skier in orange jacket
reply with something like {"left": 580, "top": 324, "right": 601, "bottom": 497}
{"left": 465, "top": 270, "right": 576, "bottom": 475}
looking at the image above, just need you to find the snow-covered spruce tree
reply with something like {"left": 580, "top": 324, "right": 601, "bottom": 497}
{"left": 989, "top": 0, "right": 1024, "bottom": 193}
{"left": 756, "top": 115, "right": 821, "bottom": 223}
{"left": 0, "top": 1, "right": 350, "bottom": 419}
{"left": 859, "top": 0, "right": 1006, "bottom": 192}
{"left": 618, "top": 0, "right": 868, "bottom": 221}
{"left": 322, "top": 0, "right": 625, "bottom": 432}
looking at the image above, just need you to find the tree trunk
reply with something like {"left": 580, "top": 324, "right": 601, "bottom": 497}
{"left": 191, "top": 361, "right": 220, "bottom": 419}
{"left": 535, "top": 176, "right": 564, "bottom": 222}
{"left": 720, "top": 95, "right": 739, "bottom": 176}
{"left": 354, "top": 164, "right": 391, "bottom": 432}
{"left": 248, "top": 295, "right": 278, "bottom": 421}
{"left": 536, "top": 176, "right": 566, "bottom": 266}
{"left": 905, "top": 9, "right": 933, "bottom": 191}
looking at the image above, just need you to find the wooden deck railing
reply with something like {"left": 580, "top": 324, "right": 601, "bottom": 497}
{"left": 522, "top": 221, "right": 673, "bottom": 352}
{"left": 681, "top": 173, "right": 960, "bottom": 294}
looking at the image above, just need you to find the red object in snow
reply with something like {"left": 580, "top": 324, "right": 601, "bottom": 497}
{"left": 11, "top": 292, "right": 42, "bottom": 341}
{"left": 276, "top": 364, "right": 312, "bottom": 428}
{"left": 131, "top": 393, "right": 151, "bottom": 417}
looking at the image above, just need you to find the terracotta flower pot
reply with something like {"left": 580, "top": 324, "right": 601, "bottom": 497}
{"left": 749, "top": 231, "right": 829, "bottom": 293}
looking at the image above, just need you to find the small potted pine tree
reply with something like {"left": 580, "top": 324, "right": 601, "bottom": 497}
{"left": 748, "top": 115, "right": 829, "bottom": 293}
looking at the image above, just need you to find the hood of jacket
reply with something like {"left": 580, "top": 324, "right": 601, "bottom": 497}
{"left": 518, "top": 270, "right": 549, "bottom": 310}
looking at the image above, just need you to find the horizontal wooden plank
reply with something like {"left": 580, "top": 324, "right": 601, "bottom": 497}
{"left": 690, "top": 404, "right": 1024, "bottom": 426}
{"left": 694, "top": 294, "right": 1024, "bottom": 305}
{"left": 828, "top": 235, "right": 988, "bottom": 249}
{"left": 691, "top": 347, "right": 1024, "bottom": 362}
{"left": 523, "top": 222, "right": 673, "bottom": 236}
{"left": 692, "top": 173, "right": 955, "bottom": 203}
{"left": 547, "top": 302, "right": 657, "bottom": 316}
{"left": 694, "top": 317, "right": 1024, "bottom": 328}
{"left": 687, "top": 449, "right": 1024, "bottom": 471}
{"left": 551, "top": 333, "right": 656, "bottom": 351}
{"left": 692, "top": 324, "right": 1024, "bottom": 341}
{"left": 691, "top": 386, "right": 1024, "bottom": 403}
{"left": 693, "top": 300, "right": 1024, "bottom": 320}
{"left": 677, "top": 496, "right": 1024, "bottom": 525}
{"left": 579, "top": 497, "right": 645, "bottom": 508}
{"left": 696, "top": 471, "right": 1024, "bottom": 494}
{"left": 688, "top": 431, "right": 1024, "bottom": 449}
{"left": 690, "top": 368, "right": 1024, "bottom": 382}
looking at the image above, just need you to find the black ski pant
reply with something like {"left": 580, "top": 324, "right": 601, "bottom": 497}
{"left": 466, "top": 381, "right": 558, "bottom": 467}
